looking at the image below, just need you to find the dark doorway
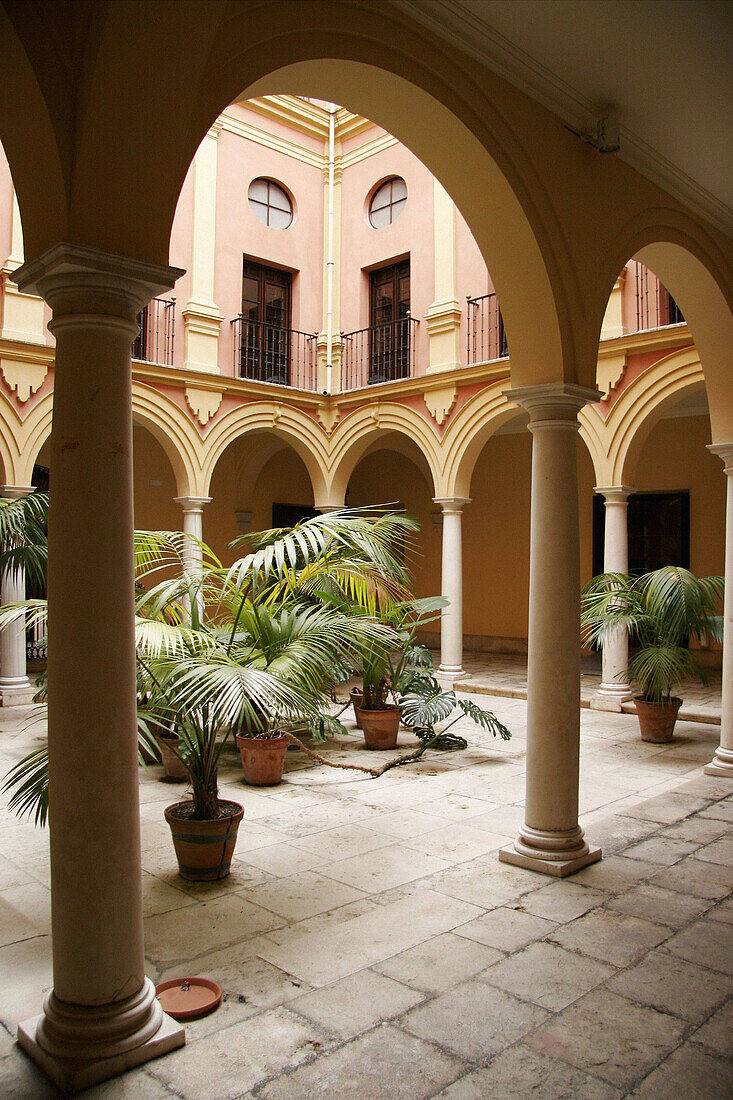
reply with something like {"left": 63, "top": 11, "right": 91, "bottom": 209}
{"left": 369, "top": 260, "right": 411, "bottom": 383}
{"left": 592, "top": 491, "right": 690, "bottom": 577}
{"left": 272, "top": 503, "right": 319, "bottom": 528}
{"left": 240, "top": 260, "right": 292, "bottom": 384}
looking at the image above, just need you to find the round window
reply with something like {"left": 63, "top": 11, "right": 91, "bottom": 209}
{"left": 369, "top": 177, "right": 407, "bottom": 228}
{"left": 248, "top": 178, "right": 293, "bottom": 229}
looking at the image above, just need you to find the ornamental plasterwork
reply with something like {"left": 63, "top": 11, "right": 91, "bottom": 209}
{"left": 318, "top": 403, "right": 339, "bottom": 434}
{"left": 424, "top": 383, "right": 457, "bottom": 426}
{"left": 0, "top": 355, "right": 48, "bottom": 402}
{"left": 185, "top": 386, "right": 222, "bottom": 426}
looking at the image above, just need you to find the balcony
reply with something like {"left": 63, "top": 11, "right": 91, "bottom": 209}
{"left": 340, "top": 316, "right": 419, "bottom": 391}
{"left": 132, "top": 297, "right": 175, "bottom": 366}
{"left": 633, "top": 261, "right": 685, "bottom": 332}
{"left": 231, "top": 317, "right": 318, "bottom": 390}
{"left": 466, "top": 292, "right": 508, "bottom": 366}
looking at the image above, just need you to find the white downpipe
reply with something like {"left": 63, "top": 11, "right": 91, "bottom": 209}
{"left": 326, "top": 102, "right": 336, "bottom": 394}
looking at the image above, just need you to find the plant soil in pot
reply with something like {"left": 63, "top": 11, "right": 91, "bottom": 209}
{"left": 164, "top": 800, "right": 244, "bottom": 881}
{"left": 356, "top": 705, "right": 401, "bottom": 749}
{"left": 236, "top": 732, "right": 290, "bottom": 785}
{"left": 634, "top": 697, "right": 683, "bottom": 743}
{"left": 157, "top": 733, "right": 189, "bottom": 782}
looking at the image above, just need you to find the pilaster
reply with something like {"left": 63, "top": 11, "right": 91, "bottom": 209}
{"left": 183, "top": 126, "right": 222, "bottom": 373}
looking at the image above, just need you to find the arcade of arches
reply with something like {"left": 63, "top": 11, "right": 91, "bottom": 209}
{"left": 0, "top": 1, "right": 731, "bottom": 1090}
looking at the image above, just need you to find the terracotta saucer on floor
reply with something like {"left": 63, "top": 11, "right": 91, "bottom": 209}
{"left": 155, "top": 977, "right": 222, "bottom": 1020}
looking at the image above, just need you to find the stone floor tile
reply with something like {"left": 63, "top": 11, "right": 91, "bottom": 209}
{"left": 0, "top": 881, "right": 50, "bottom": 945}
{"left": 455, "top": 905, "right": 556, "bottom": 952}
{"left": 651, "top": 856, "right": 733, "bottom": 898}
{"left": 418, "top": 793, "right": 504, "bottom": 820}
{"left": 582, "top": 814, "right": 660, "bottom": 855}
{"left": 465, "top": 803, "right": 525, "bottom": 837}
{"left": 628, "top": 1040, "right": 733, "bottom": 1099}
{"left": 149, "top": 1007, "right": 326, "bottom": 1099}
{"left": 480, "top": 940, "right": 614, "bottom": 1011}
{"left": 622, "top": 835, "right": 699, "bottom": 865}
{"left": 288, "top": 823, "right": 393, "bottom": 863}
{"left": 695, "top": 835, "right": 733, "bottom": 867}
{"left": 237, "top": 841, "right": 330, "bottom": 878}
{"left": 569, "top": 855, "right": 662, "bottom": 893}
{"left": 624, "top": 793, "right": 711, "bottom": 824}
{"left": 257, "top": 889, "right": 484, "bottom": 987}
{"left": 257, "top": 1023, "right": 466, "bottom": 1099}
{"left": 429, "top": 858, "right": 544, "bottom": 909}
{"left": 525, "top": 990, "right": 687, "bottom": 1090}
{"left": 143, "top": 893, "right": 285, "bottom": 968}
{"left": 140, "top": 871, "right": 197, "bottom": 919}
{"left": 245, "top": 870, "right": 367, "bottom": 922}
{"left": 661, "top": 816, "right": 728, "bottom": 844}
{"left": 374, "top": 931, "right": 503, "bottom": 993}
{"left": 0, "top": 935, "right": 52, "bottom": 1028}
{"left": 0, "top": 856, "right": 33, "bottom": 892}
{"left": 520, "top": 880, "right": 606, "bottom": 923}
{"left": 402, "top": 980, "right": 547, "bottom": 1062}
{"left": 548, "top": 908, "right": 670, "bottom": 966}
{"left": 435, "top": 1043, "right": 622, "bottom": 1099}
{"left": 365, "top": 808, "right": 443, "bottom": 838}
{"left": 690, "top": 997, "right": 733, "bottom": 1055}
{"left": 402, "top": 822, "right": 508, "bottom": 863}
{"left": 663, "top": 916, "right": 733, "bottom": 974}
{"left": 699, "top": 800, "right": 733, "bottom": 822}
{"left": 78, "top": 1067, "right": 179, "bottom": 1098}
{"left": 606, "top": 949, "right": 732, "bottom": 1021}
{"left": 708, "top": 897, "right": 733, "bottom": 924}
{"left": 288, "top": 969, "right": 424, "bottom": 1039}
{"left": 319, "top": 843, "right": 451, "bottom": 893}
{"left": 0, "top": 1048, "right": 62, "bottom": 1098}
{"left": 606, "top": 883, "right": 713, "bottom": 929}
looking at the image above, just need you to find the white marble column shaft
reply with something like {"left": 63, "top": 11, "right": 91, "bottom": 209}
{"left": 0, "top": 484, "right": 37, "bottom": 705}
{"left": 591, "top": 486, "right": 635, "bottom": 709}
{"left": 434, "top": 497, "right": 469, "bottom": 677}
{"left": 175, "top": 496, "right": 211, "bottom": 620}
{"left": 705, "top": 444, "right": 733, "bottom": 777}
{"left": 11, "top": 244, "right": 185, "bottom": 1091}
{"left": 500, "top": 384, "right": 602, "bottom": 877}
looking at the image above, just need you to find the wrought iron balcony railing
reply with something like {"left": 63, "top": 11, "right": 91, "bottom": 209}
{"left": 340, "top": 316, "right": 419, "bottom": 391}
{"left": 633, "top": 262, "right": 684, "bottom": 332}
{"left": 231, "top": 317, "right": 318, "bottom": 390}
{"left": 466, "top": 292, "right": 508, "bottom": 366}
{"left": 132, "top": 297, "right": 175, "bottom": 366}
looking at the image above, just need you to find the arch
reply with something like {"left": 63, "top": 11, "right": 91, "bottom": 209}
{"left": 131, "top": 382, "right": 202, "bottom": 498}
{"left": 440, "top": 381, "right": 525, "bottom": 499}
{"left": 327, "top": 403, "right": 442, "bottom": 503}
{"left": 13, "top": 392, "right": 54, "bottom": 487}
{"left": 201, "top": 402, "right": 330, "bottom": 503}
{"left": 0, "top": 387, "right": 22, "bottom": 485}
{"left": 592, "top": 347, "right": 706, "bottom": 487}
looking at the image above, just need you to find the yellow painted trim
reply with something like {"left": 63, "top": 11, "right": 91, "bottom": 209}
{"left": 219, "top": 110, "right": 324, "bottom": 169}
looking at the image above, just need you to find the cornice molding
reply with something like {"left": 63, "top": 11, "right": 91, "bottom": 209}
{"left": 598, "top": 323, "right": 692, "bottom": 360}
{"left": 234, "top": 95, "right": 331, "bottom": 139}
{"left": 219, "top": 110, "right": 324, "bottom": 169}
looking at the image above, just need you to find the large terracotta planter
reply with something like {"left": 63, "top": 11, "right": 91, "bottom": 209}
{"left": 236, "top": 732, "right": 290, "bottom": 785}
{"left": 634, "top": 696, "right": 683, "bottom": 743}
{"left": 165, "top": 800, "right": 244, "bottom": 881}
{"left": 350, "top": 687, "right": 364, "bottom": 728}
{"left": 355, "top": 705, "right": 401, "bottom": 749}
{"left": 157, "top": 733, "right": 189, "bottom": 782}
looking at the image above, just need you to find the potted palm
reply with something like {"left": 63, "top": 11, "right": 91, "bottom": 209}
{"left": 581, "top": 565, "right": 723, "bottom": 742}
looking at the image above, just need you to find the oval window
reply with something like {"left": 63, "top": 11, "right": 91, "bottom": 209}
{"left": 248, "top": 178, "right": 293, "bottom": 229}
{"left": 369, "top": 177, "right": 407, "bottom": 228}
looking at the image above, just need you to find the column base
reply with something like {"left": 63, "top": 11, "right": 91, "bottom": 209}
{"left": 590, "top": 683, "right": 634, "bottom": 713}
{"left": 437, "top": 666, "right": 468, "bottom": 687}
{"left": 498, "top": 823, "right": 602, "bottom": 878}
{"left": 18, "top": 978, "right": 185, "bottom": 1093}
{"left": 703, "top": 746, "right": 733, "bottom": 778}
{"left": 0, "top": 676, "right": 37, "bottom": 706}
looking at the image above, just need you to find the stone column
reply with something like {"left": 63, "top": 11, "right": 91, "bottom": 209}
{"left": 12, "top": 243, "right": 185, "bottom": 1092}
{"left": 705, "top": 443, "right": 733, "bottom": 777}
{"left": 500, "top": 383, "right": 602, "bottom": 877}
{"left": 175, "top": 496, "right": 211, "bottom": 619}
{"left": 591, "top": 486, "right": 635, "bottom": 710}
{"left": 434, "top": 497, "right": 470, "bottom": 678}
{"left": 0, "top": 485, "right": 37, "bottom": 705}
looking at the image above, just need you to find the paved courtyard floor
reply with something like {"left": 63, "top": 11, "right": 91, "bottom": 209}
{"left": 0, "top": 670, "right": 731, "bottom": 1097}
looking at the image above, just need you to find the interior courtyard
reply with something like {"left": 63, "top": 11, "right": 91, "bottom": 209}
{"left": 0, "top": 0, "right": 731, "bottom": 1094}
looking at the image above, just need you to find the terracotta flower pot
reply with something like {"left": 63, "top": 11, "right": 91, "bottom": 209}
{"left": 236, "top": 732, "right": 290, "bottom": 785}
{"left": 634, "top": 696, "right": 683, "bottom": 743}
{"left": 157, "top": 733, "right": 189, "bottom": 782}
{"left": 165, "top": 800, "right": 244, "bottom": 881}
{"left": 350, "top": 687, "right": 364, "bottom": 728}
{"left": 355, "top": 705, "right": 401, "bottom": 749}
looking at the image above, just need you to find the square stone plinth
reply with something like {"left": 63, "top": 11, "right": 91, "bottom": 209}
{"left": 499, "top": 844, "right": 602, "bottom": 878}
{"left": 17, "top": 1011, "right": 185, "bottom": 1093}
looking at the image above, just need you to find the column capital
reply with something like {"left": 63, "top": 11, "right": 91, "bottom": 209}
{"left": 708, "top": 442, "right": 733, "bottom": 472}
{"left": 594, "top": 485, "right": 635, "bottom": 503}
{"left": 504, "top": 383, "right": 602, "bottom": 424}
{"left": 433, "top": 497, "right": 471, "bottom": 512}
{"left": 12, "top": 243, "right": 184, "bottom": 322}
{"left": 235, "top": 510, "right": 254, "bottom": 534}
{"left": 174, "top": 496, "right": 211, "bottom": 513}
{"left": 0, "top": 484, "right": 35, "bottom": 499}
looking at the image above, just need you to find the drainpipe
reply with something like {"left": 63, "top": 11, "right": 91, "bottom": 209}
{"left": 326, "top": 102, "right": 336, "bottom": 393}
